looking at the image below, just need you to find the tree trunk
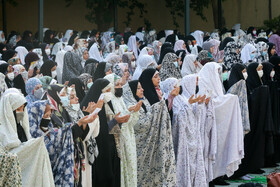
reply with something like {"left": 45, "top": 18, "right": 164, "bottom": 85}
{"left": 211, "top": 0, "right": 219, "bottom": 29}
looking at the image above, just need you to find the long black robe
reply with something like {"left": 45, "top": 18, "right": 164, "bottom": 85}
{"left": 80, "top": 78, "right": 120, "bottom": 187}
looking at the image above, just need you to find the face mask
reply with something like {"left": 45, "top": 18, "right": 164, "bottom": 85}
{"left": 131, "top": 61, "right": 136, "bottom": 68}
{"left": 262, "top": 51, "right": 267, "bottom": 56}
{"left": 71, "top": 103, "right": 80, "bottom": 111}
{"left": 40, "top": 118, "right": 50, "bottom": 128}
{"left": 60, "top": 96, "right": 70, "bottom": 107}
{"left": 16, "top": 112, "right": 24, "bottom": 124}
{"left": 34, "top": 88, "right": 44, "bottom": 99}
{"left": 114, "top": 88, "right": 123, "bottom": 97}
{"left": 173, "top": 61, "right": 178, "bottom": 68}
{"left": 222, "top": 72, "right": 228, "bottom": 81}
{"left": 179, "top": 86, "right": 183, "bottom": 95}
{"left": 243, "top": 72, "right": 248, "bottom": 80}
{"left": 189, "top": 45, "right": 193, "bottom": 51}
{"left": 45, "top": 48, "right": 51, "bottom": 56}
{"left": 250, "top": 53, "right": 256, "bottom": 60}
{"left": 110, "top": 38, "right": 114, "bottom": 42}
{"left": 195, "top": 85, "right": 199, "bottom": 94}
{"left": 270, "top": 70, "right": 275, "bottom": 78}
{"left": 87, "top": 82, "right": 93, "bottom": 89}
{"left": 51, "top": 70, "right": 57, "bottom": 78}
{"left": 257, "top": 70, "right": 264, "bottom": 78}
{"left": 252, "top": 30, "right": 257, "bottom": 35}
{"left": 103, "top": 92, "right": 112, "bottom": 103}
{"left": 21, "top": 71, "right": 28, "bottom": 81}
{"left": 7, "top": 72, "right": 14, "bottom": 81}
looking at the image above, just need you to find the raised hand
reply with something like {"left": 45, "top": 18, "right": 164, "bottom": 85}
{"left": 115, "top": 112, "right": 130, "bottom": 124}
{"left": 82, "top": 102, "right": 96, "bottom": 114}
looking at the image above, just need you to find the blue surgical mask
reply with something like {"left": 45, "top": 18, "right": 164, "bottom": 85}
{"left": 60, "top": 96, "right": 70, "bottom": 107}
{"left": 87, "top": 82, "right": 93, "bottom": 89}
{"left": 222, "top": 72, "right": 228, "bottom": 81}
{"left": 110, "top": 38, "right": 114, "bottom": 42}
{"left": 189, "top": 45, "right": 193, "bottom": 51}
{"left": 250, "top": 53, "right": 256, "bottom": 60}
{"left": 262, "top": 51, "right": 267, "bottom": 56}
{"left": 173, "top": 61, "right": 178, "bottom": 68}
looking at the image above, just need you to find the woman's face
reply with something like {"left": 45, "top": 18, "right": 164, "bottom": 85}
{"left": 83, "top": 50, "right": 89, "bottom": 61}
{"left": 34, "top": 84, "right": 42, "bottom": 92}
{"left": 182, "top": 42, "right": 186, "bottom": 49}
{"left": 210, "top": 46, "right": 214, "bottom": 54}
{"left": 121, "top": 38, "right": 124, "bottom": 45}
{"left": 242, "top": 68, "right": 247, "bottom": 73}
{"left": 69, "top": 92, "right": 79, "bottom": 104}
{"left": 271, "top": 46, "right": 276, "bottom": 56}
{"left": 152, "top": 71, "right": 160, "bottom": 87}
{"left": 124, "top": 67, "right": 130, "bottom": 80}
{"left": 257, "top": 64, "right": 263, "bottom": 71}
{"left": 43, "top": 104, "right": 52, "bottom": 118}
{"left": 51, "top": 66, "right": 57, "bottom": 71}
{"left": 194, "top": 60, "right": 198, "bottom": 67}
{"left": 236, "top": 49, "right": 240, "bottom": 54}
{"left": 136, "top": 82, "right": 144, "bottom": 98}
{"left": 8, "top": 65, "right": 13, "bottom": 73}
{"left": 16, "top": 104, "right": 25, "bottom": 112}
{"left": 106, "top": 68, "right": 112, "bottom": 75}
{"left": 88, "top": 78, "right": 93, "bottom": 84}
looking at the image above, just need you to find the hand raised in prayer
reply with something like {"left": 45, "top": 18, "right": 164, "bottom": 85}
{"left": 157, "top": 64, "right": 162, "bottom": 70}
{"left": 115, "top": 112, "right": 130, "bottom": 124}
{"left": 82, "top": 102, "right": 96, "bottom": 114}
{"left": 170, "top": 86, "right": 180, "bottom": 97}
{"left": 129, "top": 100, "right": 143, "bottom": 112}
{"left": 96, "top": 99, "right": 104, "bottom": 109}
{"left": 189, "top": 94, "right": 202, "bottom": 104}
{"left": 78, "top": 113, "right": 98, "bottom": 130}
{"left": 198, "top": 94, "right": 206, "bottom": 104}
{"left": 205, "top": 97, "right": 210, "bottom": 105}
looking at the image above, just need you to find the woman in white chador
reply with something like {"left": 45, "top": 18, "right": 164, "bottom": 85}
{"left": 0, "top": 88, "right": 54, "bottom": 187}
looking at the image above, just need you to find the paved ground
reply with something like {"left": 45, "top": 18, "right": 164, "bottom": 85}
{"left": 215, "top": 164, "right": 280, "bottom": 186}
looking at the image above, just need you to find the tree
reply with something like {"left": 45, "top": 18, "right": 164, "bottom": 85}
{"left": 65, "top": 0, "right": 148, "bottom": 31}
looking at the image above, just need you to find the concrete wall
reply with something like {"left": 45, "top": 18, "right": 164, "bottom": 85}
{"left": 0, "top": 0, "right": 279, "bottom": 35}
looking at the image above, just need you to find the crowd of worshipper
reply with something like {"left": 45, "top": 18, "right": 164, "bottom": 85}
{"left": 0, "top": 22, "right": 279, "bottom": 187}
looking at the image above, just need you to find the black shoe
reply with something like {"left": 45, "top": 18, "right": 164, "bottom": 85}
{"left": 251, "top": 169, "right": 265, "bottom": 174}
{"left": 212, "top": 177, "right": 230, "bottom": 186}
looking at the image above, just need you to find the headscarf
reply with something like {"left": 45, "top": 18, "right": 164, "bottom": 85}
{"left": 122, "top": 52, "right": 135, "bottom": 75}
{"left": 267, "top": 42, "right": 276, "bottom": 59}
{"left": 84, "top": 58, "right": 99, "bottom": 77}
{"left": 89, "top": 43, "right": 103, "bottom": 62}
{"left": 191, "top": 30, "right": 204, "bottom": 47}
{"left": 0, "top": 90, "right": 31, "bottom": 149}
{"left": 228, "top": 63, "right": 247, "bottom": 88}
{"left": 165, "top": 34, "right": 177, "bottom": 47}
{"left": 173, "top": 40, "right": 185, "bottom": 52}
{"left": 0, "top": 30, "right": 5, "bottom": 43}
{"left": 64, "top": 29, "right": 73, "bottom": 42}
{"left": 158, "top": 47, "right": 175, "bottom": 65}
{"left": 132, "top": 55, "right": 155, "bottom": 80}
{"left": 246, "top": 62, "right": 263, "bottom": 93}
{"left": 202, "top": 41, "right": 214, "bottom": 53}
{"left": 40, "top": 60, "right": 57, "bottom": 77}
{"left": 39, "top": 43, "right": 49, "bottom": 62}
{"left": 269, "top": 56, "right": 280, "bottom": 81}
{"left": 175, "top": 50, "right": 187, "bottom": 63}
{"left": 197, "top": 50, "right": 211, "bottom": 64}
{"left": 51, "top": 42, "right": 64, "bottom": 56}
{"left": 198, "top": 62, "right": 223, "bottom": 97}
{"left": 127, "top": 35, "right": 139, "bottom": 59}
{"left": 223, "top": 41, "right": 242, "bottom": 69}
{"left": 39, "top": 76, "right": 53, "bottom": 90}
{"left": 68, "top": 31, "right": 78, "bottom": 46}
{"left": 139, "top": 68, "right": 160, "bottom": 105}
{"left": 159, "top": 52, "right": 182, "bottom": 81}
{"left": 112, "top": 63, "right": 128, "bottom": 77}
{"left": 268, "top": 34, "right": 280, "bottom": 56}
{"left": 181, "top": 54, "right": 200, "bottom": 76}
{"left": 241, "top": 43, "right": 257, "bottom": 64}
{"left": 128, "top": 80, "right": 147, "bottom": 112}
{"left": 25, "top": 77, "right": 42, "bottom": 105}
{"left": 105, "top": 53, "right": 121, "bottom": 65}
{"left": 15, "top": 46, "right": 28, "bottom": 65}
{"left": 68, "top": 77, "right": 85, "bottom": 102}
{"left": 55, "top": 50, "right": 66, "bottom": 84}
{"left": 24, "top": 52, "right": 40, "bottom": 70}
{"left": 2, "top": 49, "right": 17, "bottom": 62}
{"left": 208, "top": 39, "right": 221, "bottom": 60}
{"left": 262, "top": 62, "right": 274, "bottom": 84}
{"left": 0, "top": 72, "right": 8, "bottom": 97}
{"left": 181, "top": 74, "right": 197, "bottom": 99}
{"left": 92, "top": 62, "right": 107, "bottom": 82}
{"left": 78, "top": 73, "right": 92, "bottom": 89}
{"left": 62, "top": 51, "right": 83, "bottom": 83}
{"left": 219, "top": 37, "right": 234, "bottom": 51}
{"left": 255, "top": 41, "right": 269, "bottom": 62}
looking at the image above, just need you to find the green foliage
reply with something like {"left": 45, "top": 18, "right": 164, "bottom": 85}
{"left": 6, "top": 0, "right": 18, "bottom": 6}
{"left": 264, "top": 16, "right": 280, "bottom": 30}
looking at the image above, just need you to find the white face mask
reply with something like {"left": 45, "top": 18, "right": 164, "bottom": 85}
{"left": 7, "top": 72, "right": 14, "bottom": 81}
{"left": 253, "top": 30, "right": 257, "bottom": 35}
{"left": 21, "top": 71, "right": 28, "bottom": 81}
{"left": 34, "top": 87, "right": 45, "bottom": 99}
{"left": 257, "top": 70, "right": 264, "bottom": 78}
{"left": 131, "top": 60, "right": 136, "bottom": 68}
{"left": 103, "top": 92, "right": 113, "bottom": 103}
{"left": 189, "top": 45, "right": 193, "bottom": 51}
{"left": 71, "top": 103, "right": 80, "bottom": 111}
{"left": 243, "top": 72, "right": 248, "bottom": 80}
{"left": 270, "top": 70, "right": 275, "bottom": 78}
{"left": 173, "top": 61, "right": 178, "bottom": 68}
{"left": 45, "top": 48, "right": 51, "bottom": 56}
{"left": 51, "top": 70, "right": 57, "bottom": 78}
